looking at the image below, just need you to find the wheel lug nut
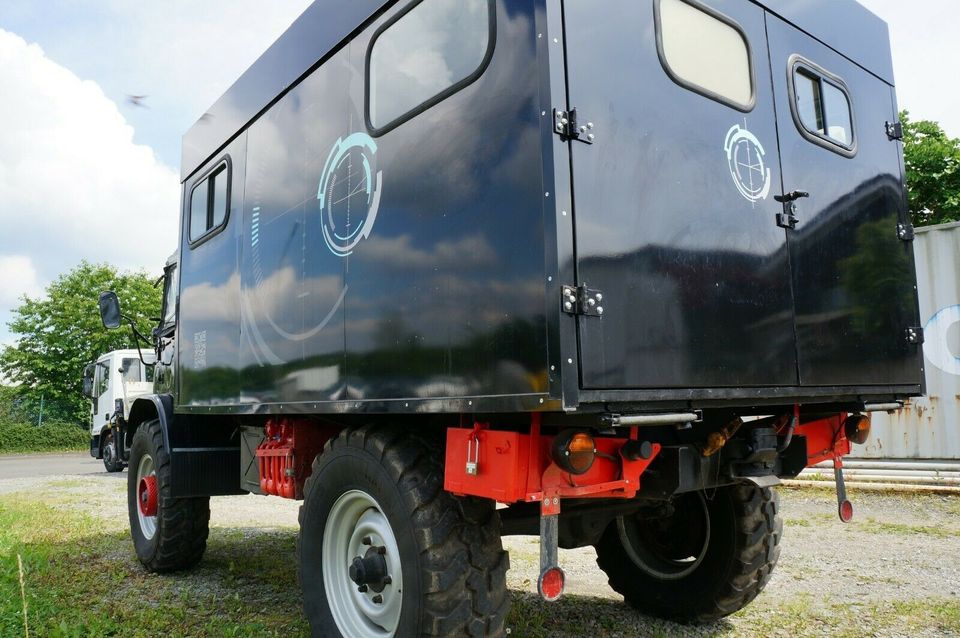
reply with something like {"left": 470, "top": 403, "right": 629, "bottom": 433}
{"left": 372, "top": 594, "right": 383, "bottom": 604}
{"left": 361, "top": 536, "right": 372, "bottom": 546}
{"left": 383, "top": 576, "right": 392, "bottom": 585}
{"left": 357, "top": 584, "right": 368, "bottom": 593}
{"left": 377, "top": 546, "right": 386, "bottom": 555}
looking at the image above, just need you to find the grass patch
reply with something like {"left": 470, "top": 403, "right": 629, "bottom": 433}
{"left": 1, "top": 488, "right": 957, "bottom": 637}
{"left": 0, "top": 495, "right": 308, "bottom": 637}
{"left": 859, "top": 517, "right": 959, "bottom": 539}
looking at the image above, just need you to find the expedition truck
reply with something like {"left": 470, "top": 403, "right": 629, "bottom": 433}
{"left": 98, "top": 0, "right": 923, "bottom": 635}
{"left": 82, "top": 349, "right": 155, "bottom": 472}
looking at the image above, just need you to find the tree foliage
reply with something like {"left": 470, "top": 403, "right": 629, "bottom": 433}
{"left": 901, "top": 110, "right": 960, "bottom": 227}
{"left": 0, "top": 262, "right": 161, "bottom": 423}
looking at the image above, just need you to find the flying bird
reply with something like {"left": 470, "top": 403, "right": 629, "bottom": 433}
{"left": 126, "top": 94, "right": 149, "bottom": 108}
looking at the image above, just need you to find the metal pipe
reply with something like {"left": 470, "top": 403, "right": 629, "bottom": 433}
{"left": 782, "top": 479, "right": 960, "bottom": 495}
{"left": 610, "top": 412, "right": 700, "bottom": 427}
{"left": 811, "top": 460, "right": 960, "bottom": 472}
{"left": 863, "top": 402, "right": 903, "bottom": 412}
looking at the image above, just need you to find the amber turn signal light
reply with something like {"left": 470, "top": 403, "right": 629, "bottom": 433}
{"left": 844, "top": 414, "right": 872, "bottom": 445}
{"left": 551, "top": 430, "right": 597, "bottom": 475}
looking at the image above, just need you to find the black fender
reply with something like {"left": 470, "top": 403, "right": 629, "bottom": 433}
{"left": 126, "top": 394, "right": 174, "bottom": 452}
{"left": 126, "top": 394, "right": 243, "bottom": 498}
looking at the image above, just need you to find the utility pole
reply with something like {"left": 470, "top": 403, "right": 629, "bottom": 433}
{"left": 37, "top": 394, "right": 43, "bottom": 427}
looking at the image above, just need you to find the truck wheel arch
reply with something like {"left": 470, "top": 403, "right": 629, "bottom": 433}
{"left": 126, "top": 394, "right": 175, "bottom": 452}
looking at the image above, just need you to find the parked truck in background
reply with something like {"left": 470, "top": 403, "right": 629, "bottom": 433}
{"left": 82, "top": 349, "right": 155, "bottom": 472}
{"left": 98, "top": 0, "right": 923, "bottom": 635}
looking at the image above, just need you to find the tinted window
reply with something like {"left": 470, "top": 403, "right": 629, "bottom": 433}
{"left": 657, "top": 0, "right": 753, "bottom": 110}
{"left": 189, "top": 161, "right": 230, "bottom": 242}
{"left": 210, "top": 165, "right": 229, "bottom": 228}
{"left": 795, "top": 70, "right": 824, "bottom": 135}
{"left": 823, "top": 82, "right": 853, "bottom": 146}
{"left": 791, "top": 62, "right": 854, "bottom": 152}
{"left": 369, "top": 0, "right": 492, "bottom": 130}
{"left": 190, "top": 179, "right": 209, "bottom": 241}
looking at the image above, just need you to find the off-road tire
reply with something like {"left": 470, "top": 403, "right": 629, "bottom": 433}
{"left": 595, "top": 484, "right": 781, "bottom": 623}
{"left": 128, "top": 419, "right": 210, "bottom": 573}
{"left": 298, "top": 425, "right": 510, "bottom": 637}
{"left": 102, "top": 431, "right": 125, "bottom": 473}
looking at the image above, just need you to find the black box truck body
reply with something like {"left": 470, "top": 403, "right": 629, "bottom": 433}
{"left": 100, "top": 0, "right": 923, "bottom": 635}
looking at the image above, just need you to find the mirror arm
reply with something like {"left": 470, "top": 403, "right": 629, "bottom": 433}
{"left": 122, "top": 315, "right": 157, "bottom": 368}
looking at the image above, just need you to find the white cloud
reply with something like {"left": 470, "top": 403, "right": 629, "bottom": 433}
{"left": 0, "top": 256, "right": 42, "bottom": 308}
{"left": 361, "top": 234, "right": 498, "bottom": 271}
{"left": 0, "top": 29, "right": 179, "bottom": 322}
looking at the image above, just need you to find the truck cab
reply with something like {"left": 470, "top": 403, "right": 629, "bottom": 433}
{"left": 83, "top": 349, "right": 155, "bottom": 472}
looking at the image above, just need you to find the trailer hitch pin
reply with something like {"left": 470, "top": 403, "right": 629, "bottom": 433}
{"left": 833, "top": 456, "right": 854, "bottom": 523}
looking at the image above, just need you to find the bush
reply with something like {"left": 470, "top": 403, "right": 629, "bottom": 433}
{"left": 0, "top": 420, "right": 89, "bottom": 454}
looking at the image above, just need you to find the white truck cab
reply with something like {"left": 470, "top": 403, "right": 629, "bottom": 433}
{"left": 82, "top": 349, "right": 155, "bottom": 472}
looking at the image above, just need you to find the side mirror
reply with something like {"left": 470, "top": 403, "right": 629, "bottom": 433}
{"left": 82, "top": 363, "right": 95, "bottom": 398}
{"left": 99, "top": 291, "right": 122, "bottom": 330}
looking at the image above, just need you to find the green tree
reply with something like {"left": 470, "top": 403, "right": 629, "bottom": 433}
{"left": 0, "top": 262, "right": 161, "bottom": 423}
{"left": 901, "top": 110, "right": 960, "bottom": 227}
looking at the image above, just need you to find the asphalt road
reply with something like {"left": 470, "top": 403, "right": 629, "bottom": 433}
{"left": 0, "top": 451, "right": 111, "bottom": 479}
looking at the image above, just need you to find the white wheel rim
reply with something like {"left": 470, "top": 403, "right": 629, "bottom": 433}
{"left": 323, "top": 490, "right": 403, "bottom": 637}
{"left": 136, "top": 454, "right": 158, "bottom": 540}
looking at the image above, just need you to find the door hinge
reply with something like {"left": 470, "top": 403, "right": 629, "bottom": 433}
{"left": 886, "top": 121, "right": 904, "bottom": 141}
{"left": 561, "top": 285, "right": 604, "bottom": 317}
{"left": 897, "top": 222, "right": 915, "bottom": 242}
{"left": 905, "top": 326, "right": 924, "bottom": 345}
{"left": 554, "top": 108, "right": 595, "bottom": 144}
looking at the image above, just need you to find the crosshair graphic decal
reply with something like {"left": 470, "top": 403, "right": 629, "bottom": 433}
{"left": 317, "top": 132, "right": 383, "bottom": 257}
{"left": 724, "top": 123, "right": 771, "bottom": 204}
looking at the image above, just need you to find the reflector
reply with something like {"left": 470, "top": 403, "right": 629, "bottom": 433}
{"left": 537, "top": 566, "right": 565, "bottom": 602}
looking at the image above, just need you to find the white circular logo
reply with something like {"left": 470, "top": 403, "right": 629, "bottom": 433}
{"left": 724, "top": 124, "right": 771, "bottom": 203}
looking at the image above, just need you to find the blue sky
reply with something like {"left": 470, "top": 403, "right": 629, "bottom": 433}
{"left": 0, "top": 0, "right": 957, "bottom": 349}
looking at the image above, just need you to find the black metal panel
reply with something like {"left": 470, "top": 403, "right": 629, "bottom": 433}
{"left": 757, "top": 0, "right": 894, "bottom": 85}
{"left": 181, "top": 0, "right": 390, "bottom": 182}
{"left": 340, "top": 1, "right": 546, "bottom": 402}
{"left": 172, "top": 0, "right": 549, "bottom": 410}
{"left": 767, "top": 15, "right": 923, "bottom": 387}
{"left": 177, "top": 136, "right": 246, "bottom": 405}
{"left": 565, "top": 0, "right": 798, "bottom": 390}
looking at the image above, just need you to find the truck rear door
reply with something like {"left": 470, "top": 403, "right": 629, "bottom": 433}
{"left": 766, "top": 15, "right": 924, "bottom": 386}
{"left": 564, "top": 0, "right": 797, "bottom": 390}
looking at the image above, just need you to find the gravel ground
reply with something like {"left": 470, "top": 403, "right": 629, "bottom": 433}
{"left": 3, "top": 473, "right": 959, "bottom": 636}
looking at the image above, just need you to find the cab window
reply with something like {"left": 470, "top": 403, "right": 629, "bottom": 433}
{"left": 95, "top": 361, "right": 110, "bottom": 397}
{"left": 120, "top": 358, "right": 142, "bottom": 383}
{"left": 160, "top": 265, "right": 178, "bottom": 333}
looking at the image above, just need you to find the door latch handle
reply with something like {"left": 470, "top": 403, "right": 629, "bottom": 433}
{"left": 775, "top": 191, "right": 808, "bottom": 229}
{"left": 774, "top": 191, "right": 809, "bottom": 203}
